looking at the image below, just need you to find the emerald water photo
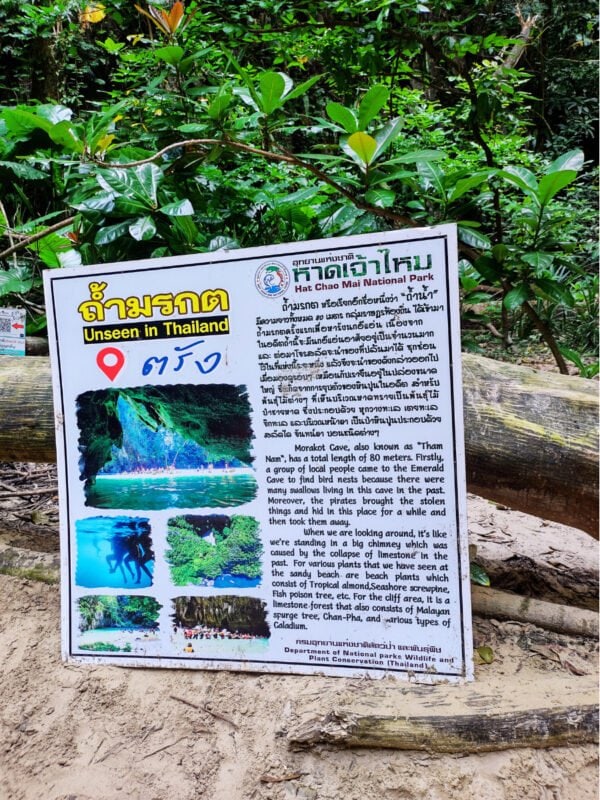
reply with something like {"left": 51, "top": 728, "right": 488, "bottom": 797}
{"left": 76, "top": 384, "right": 257, "bottom": 510}
{"left": 166, "top": 514, "right": 263, "bottom": 588}
{"left": 76, "top": 516, "right": 154, "bottom": 589}
{"left": 76, "top": 595, "right": 162, "bottom": 655}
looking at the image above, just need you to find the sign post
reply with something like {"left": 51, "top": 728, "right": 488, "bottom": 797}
{"left": 44, "top": 224, "right": 473, "bottom": 680}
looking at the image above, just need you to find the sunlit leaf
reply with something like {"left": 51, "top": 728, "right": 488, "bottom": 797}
{"left": 346, "top": 131, "right": 377, "bottom": 167}
{"left": 470, "top": 562, "right": 490, "bottom": 586}
{"left": 537, "top": 170, "right": 578, "bottom": 206}
{"left": 80, "top": 3, "right": 106, "bottom": 24}
{"left": 503, "top": 283, "right": 531, "bottom": 309}
{"left": 547, "top": 149, "right": 584, "bottom": 174}
{"left": 258, "top": 71, "right": 286, "bottom": 114}
{"left": 160, "top": 198, "right": 194, "bottom": 216}
{"left": 129, "top": 216, "right": 157, "bottom": 241}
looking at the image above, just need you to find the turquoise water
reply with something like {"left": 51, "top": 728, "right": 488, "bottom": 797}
{"left": 213, "top": 574, "right": 261, "bottom": 589}
{"left": 86, "top": 472, "right": 258, "bottom": 510}
{"left": 76, "top": 516, "right": 154, "bottom": 589}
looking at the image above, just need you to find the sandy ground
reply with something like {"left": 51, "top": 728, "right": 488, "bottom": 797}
{"left": 0, "top": 492, "right": 598, "bottom": 800}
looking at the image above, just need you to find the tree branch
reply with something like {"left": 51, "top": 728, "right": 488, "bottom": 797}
{"left": 0, "top": 216, "right": 77, "bottom": 262}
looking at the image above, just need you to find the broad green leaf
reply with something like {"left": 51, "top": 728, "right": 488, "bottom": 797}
{"left": 521, "top": 251, "right": 554, "bottom": 270}
{"left": 154, "top": 45, "right": 184, "bottom": 66}
{"left": 129, "top": 216, "right": 157, "bottom": 241}
{"left": 372, "top": 117, "right": 403, "bottom": 161}
{"left": 160, "top": 198, "right": 194, "bottom": 216}
{"left": 0, "top": 270, "right": 34, "bottom": 296}
{"left": 100, "top": 37, "right": 125, "bottom": 54}
{"left": 499, "top": 166, "right": 538, "bottom": 195}
{"left": 57, "top": 249, "right": 83, "bottom": 269}
{"left": 491, "top": 244, "right": 509, "bottom": 263}
{"left": 386, "top": 150, "right": 444, "bottom": 164}
{"left": 503, "top": 283, "right": 531, "bottom": 309}
{"left": 2, "top": 108, "right": 53, "bottom": 137}
{"left": 558, "top": 346, "right": 584, "bottom": 371}
{"left": 172, "top": 215, "right": 199, "bottom": 245}
{"left": 346, "top": 131, "right": 377, "bottom": 167}
{"left": 208, "top": 235, "right": 238, "bottom": 251}
{"left": 98, "top": 164, "right": 162, "bottom": 207}
{"left": 447, "top": 170, "right": 494, "bottom": 203}
{"left": 283, "top": 73, "right": 321, "bottom": 102}
{"left": 0, "top": 160, "right": 46, "bottom": 180}
{"left": 326, "top": 102, "right": 358, "bottom": 134}
{"left": 206, "top": 91, "right": 233, "bottom": 120}
{"left": 258, "top": 71, "right": 286, "bottom": 114}
{"left": 534, "top": 277, "right": 575, "bottom": 307}
{"left": 358, "top": 84, "right": 389, "bottom": 130}
{"left": 35, "top": 104, "right": 73, "bottom": 125}
{"left": 474, "top": 255, "right": 503, "bottom": 282}
{"left": 49, "top": 120, "right": 84, "bottom": 154}
{"left": 537, "top": 170, "right": 578, "bottom": 206}
{"left": 416, "top": 160, "right": 445, "bottom": 197}
{"left": 94, "top": 221, "right": 130, "bottom": 245}
{"left": 547, "top": 149, "right": 584, "bottom": 174}
{"left": 458, "top": 226, "right": 491, "bottom": 250}
{"left": 364, "top": 187, "right": 395, "bottom": 207}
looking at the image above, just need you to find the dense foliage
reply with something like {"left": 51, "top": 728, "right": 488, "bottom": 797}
{"left": 166, "top": 514, "right": 263, "bottom": 585}
{"left": 0, "top": 0, "right": 597, "bottom": 371}
{"left": 77, "top": 593, "right": 161, "bottom": 630}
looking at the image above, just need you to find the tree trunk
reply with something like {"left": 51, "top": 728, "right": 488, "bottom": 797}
{"left": 0, "top": 354, "right": 597, "bottom": 535}
{"left": 288, "top": 673, "right": 598, "bottom": 752}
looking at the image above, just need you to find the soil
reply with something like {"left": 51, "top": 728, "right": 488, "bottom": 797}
{"left": 0, "top": 464, "right": 598, "bottom": 800}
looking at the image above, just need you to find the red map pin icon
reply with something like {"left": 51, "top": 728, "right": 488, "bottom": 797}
{"left": 96, "top": 347, "right": 125, "bottom": 381}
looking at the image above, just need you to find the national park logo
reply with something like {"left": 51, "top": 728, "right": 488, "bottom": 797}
{"left": 255, "top": 261, "right": 290, "bottom": 298}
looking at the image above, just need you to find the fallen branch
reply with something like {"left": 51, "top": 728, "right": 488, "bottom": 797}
{"left": 471, "top": 585, "right": 598, "bottom": 638}
{"left": 288, "top": 673, "right": 598, "bottom": 752}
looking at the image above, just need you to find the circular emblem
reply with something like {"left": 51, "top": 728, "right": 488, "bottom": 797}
{"left": 255, "top": 261, "right": 290, "bottom": 298}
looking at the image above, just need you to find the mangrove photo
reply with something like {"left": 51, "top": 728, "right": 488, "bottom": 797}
{"left": 76, "top": 594, "right": 161, "bottom": 654}
{"left": 166, "top": 514, "right": 263, "bottom": 588}
{"left": 75, "top": 516, "right": 154, "bottom": 589}
{"left": 76, "top": 383, "right": 257, "bottom": 510}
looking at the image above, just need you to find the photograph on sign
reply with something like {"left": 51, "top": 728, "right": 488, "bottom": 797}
{"left": 44, "top": 224, "right": 473, "bottom": 681}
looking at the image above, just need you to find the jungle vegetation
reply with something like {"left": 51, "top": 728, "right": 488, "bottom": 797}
{"left": 77, "top": 593, "right": 161, "bottom": 630}
{"left": 0, "top": 0, "right": 597, "bottom": 373}
{"left": 166, "top": 514, "right": 263, "bottom": 585}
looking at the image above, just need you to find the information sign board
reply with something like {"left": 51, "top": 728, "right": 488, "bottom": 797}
{"left": 0, "top": 307, "right": 26, "bottom": 356}
{"left": 44, "top": 225, "right": 473, "bottom": 680}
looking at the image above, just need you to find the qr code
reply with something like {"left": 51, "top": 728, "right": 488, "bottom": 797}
{"left": 0, "top": 318, "right": 11, "bottom": 333}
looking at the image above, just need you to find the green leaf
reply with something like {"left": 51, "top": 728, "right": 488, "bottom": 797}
{"left": 283, "top": 73, "right": 321, "bottom": 102}
{"left": 0, "top": 160, "right": 46, "bottom": 180}
{"left": 206, "top": 91, "right": 233, "bottom": 120}
{"left": 2, "top": 108, "right": 53, "bottom": 137}
{"left": 547, "top": 149, "right": 584, "bottom": 174}
{"left": 372, "top": 117, "right": 403, "bottom": 161}
{"left": 470, "top": 562, "right": 490, "bottom": 586}
{"left": 474, "top": 255, "right": 502, "bottom": 282}
{"left": 491, "top": 244, "right": 509, "bottom": 263}
{"left": 537, "top": 170, "right": 578, "bottom": 206}
{"left": 476, "top": 645, "right": 494, "bottom": 664}
{"left": 499, "top": 166, "right": 538, "bottom": 196}
{"left": 503, "top": 283, "right": 531, "bottom": 310}
{"left": 0, "top": 269, "right": 34, "bottom": 296}
{"left": 94, "top": 221, "right": 130, "bottom": 245}
{"left": 458, "top": 226, "right": 491, "bottom": 250}
{"left": 521, "top": 252, "right": 554, "bottom": 271}
{"left": 160, "top": 198, "right": 194, "bottom": 216}
{"left": 534, "top": 277, "right": 575, "bottom": 307}
{"left": 49, "top": 120, "right": 84, "bottom": 154}
{"left": 386, "top": 150, "right": 444, "bottom": 164}
{"left": 154, "top": 45, "right": 184, "bottom": 66}
{"left": 129, "top": 216, "right": 157, "bottom": 241}
{"left": 358, "top": 84, "right": 389, "bottom": 130}
{"left": 98, "top": 164, "right": 162, "bottom": 208}
{"left": 447, "top": 170, "right": 494, "bottom": 203}
{"left": 326, "top": 102, "right": 358, "bottom": 134}
{"left": 416, "top": 160, "right": 445, "bottom": 198}
{"left": 364, "top": 188, "right": 395, "bottom": 207}
{"left": 346, "top": 131, "right": 377, "bottom": 167}
{"left": 258, "top": 71, "right": 286, "bottom": 114}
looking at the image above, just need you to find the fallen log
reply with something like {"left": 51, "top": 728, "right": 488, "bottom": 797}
{"left": 288, "top": 673, "right": 599, "bottom": 752}
{"left": 471, "top": 586, "right": 598, "bottom": 638}
{"left": 0, "top": 353, "right": 597, "bottom": 535}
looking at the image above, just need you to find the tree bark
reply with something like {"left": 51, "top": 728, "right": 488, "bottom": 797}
{"left": 288, "top": 673, "right": 598, "bottom": 752}
{"left": 0, "top": 353, "right": 597, "bottom": 535}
